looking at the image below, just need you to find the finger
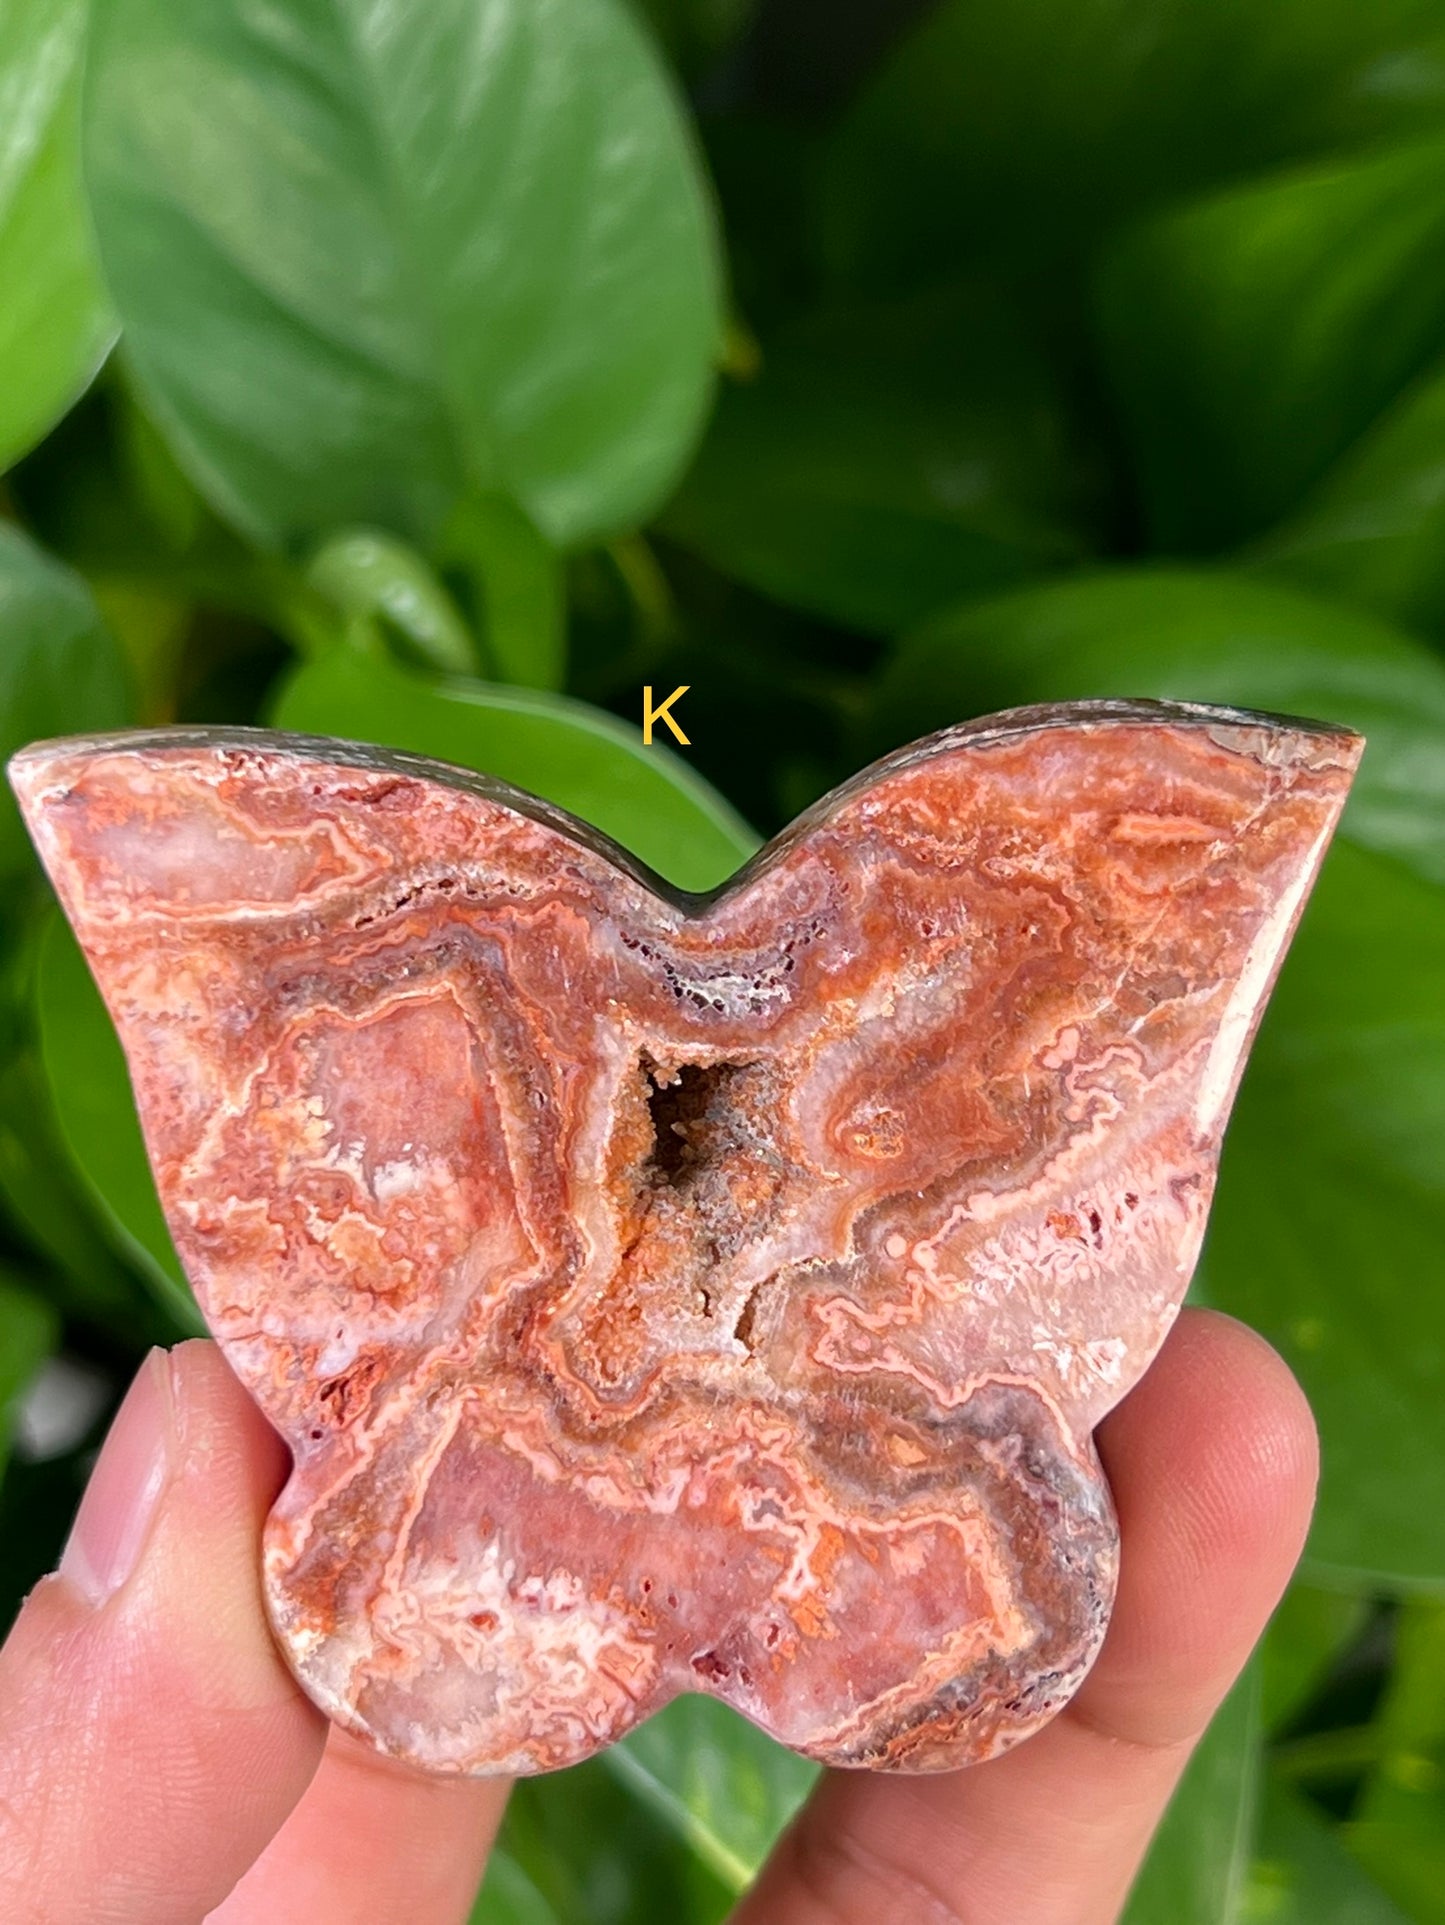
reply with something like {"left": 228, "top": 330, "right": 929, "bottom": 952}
{"left": 0, "top": 1340, "right": 327, "bottom": 1925}
{"left": 732, "top": 1307, "right": 1319, "bottom": 1925}
{"left": 206, "top": 1726, "right": 510, "bottom": 1925}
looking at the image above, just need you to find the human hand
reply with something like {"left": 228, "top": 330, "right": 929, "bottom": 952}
{"left": 0, "top": 1309, "right": 1316, "bottom": 1924}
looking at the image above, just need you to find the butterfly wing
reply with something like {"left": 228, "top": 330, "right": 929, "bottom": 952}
{"left": 510, "top": 700, "right": 1358, "bottom": 1770}
{"left": 709, "top": 703, "right": 1362, "bottom": 1437}
{"left": 11, "top": 734, "right": 653, "bottom": 1422}
{"left": 13, "top": 731, "right": 712, "bottom": 1770}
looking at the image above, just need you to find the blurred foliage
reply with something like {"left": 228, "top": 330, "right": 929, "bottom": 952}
{"left": 0, "top": 0, "right": 1442, "bottom": 1918}
{"left": 1125, "top": 1666, "right": 1263, "bottom": 1925}
{"left": 0, "top": 0, "right": 113, "bottom": 476}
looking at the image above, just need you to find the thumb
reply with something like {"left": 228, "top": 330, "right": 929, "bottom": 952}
{"left": 0, "top": 1340, "right": 327, "bottom": 1924}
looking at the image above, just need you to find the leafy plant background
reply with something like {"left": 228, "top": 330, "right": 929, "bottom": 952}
{"left": 0, "top": 0, "right": 1442, "bottom": 1917}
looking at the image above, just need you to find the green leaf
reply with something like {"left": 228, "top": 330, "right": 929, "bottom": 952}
{"left": 1244, "top": 1776, "right": 1412, "bottom": 1924}
{"left": 873, "top": 567, "right": 1445, "bottom": 889}
{"left": 1, "top": 365, "right": 286, "bottom": 665}
{"left": 84, "top": 0, "right": 723, "bottom": 552}
{"left": 469, "top": 1845, "right": 563, "bottom": 1925}
{"left": 1250, "top": 356, "right": 1445, "bottom": 642}
{"left": 1125, "top": 1663, "right": 1261, "bottom": 1924}
{"left": 272, "top": 643, "right": 757, "bottom": 891}
{"left": 1203, "top": 844, "right": 1445, "bottom": 1586}
{"left": 1346, "top": 1601, "right": 1445, "bottom": 1918}
{"left": 0, "top": 0, "right": 115, "bottom": 473}
{"left": 472, "top": 1703, "right": 807, "bottom": 1923}
{"left": 35, "top": 913, "right": 199, "bottom": 1332}
{"left": 0, "top": 1270, "right": 58, "bottom": 1477}
{"left": 307, "top": 530, "right": 481, "bottom": 677}
{"left": 1094, "top": 135, "right": 1445, "bottom": 552}
{"left": 0, "top": 897, "right": 170, "bottom": 1344}
{"left": 0, "top": 1028, "right": 157, "bottom": 1341}
{"left": 602, "top": 1694, "right": 818, "bottom": 1893}
{"left": 874, "top": 569, "right": 1445, "bottom": 1585}
{"left": 488, "top": 1752, "right": 733, "bottom": 1925}
{"left": 0, "top": 522, "right": 130, "bottom": 880}
{"left": 821, "top": 0, "right": 1445, "bottom": 284}
{"left": 0, "top": 1273, "right": 56, "bottom": 1410}
{"left": 662, "top": 283, "right": 1100, "bottom": 635}
{"left": 1261, "top": 1582, "right": 1371, "bottom": 1735}
{"left": 438, "top": 494, "right": 565, "bottom": 690}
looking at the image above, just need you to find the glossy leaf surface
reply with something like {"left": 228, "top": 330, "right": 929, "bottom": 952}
{"left": 0, "top": 0, "right": 114, "bottom": 474}
{"left": 85, "top": 0, "right": 722, "bottom": 550}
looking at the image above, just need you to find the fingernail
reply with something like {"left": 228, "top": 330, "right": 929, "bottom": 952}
{"left": 59, "top": 1347, "right": 175, "bottom": 1607}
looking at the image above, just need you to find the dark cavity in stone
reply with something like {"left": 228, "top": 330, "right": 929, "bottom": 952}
{"left": 643, "top": 1058, "right": 748, "bottom": 1185}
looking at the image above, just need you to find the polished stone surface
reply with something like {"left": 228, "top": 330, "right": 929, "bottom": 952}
{"left": 11, "top": 700, "right": 1359, "bottom": 1776}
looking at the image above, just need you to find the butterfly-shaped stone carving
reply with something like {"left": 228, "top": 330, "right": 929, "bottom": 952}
{"left": 10, "top": 699, "right": 1359, "bottom": 1777}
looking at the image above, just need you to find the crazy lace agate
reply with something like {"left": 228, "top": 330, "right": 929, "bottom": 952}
{"left": 11, "top": 700, "right": 1359, "bottom": 1775}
